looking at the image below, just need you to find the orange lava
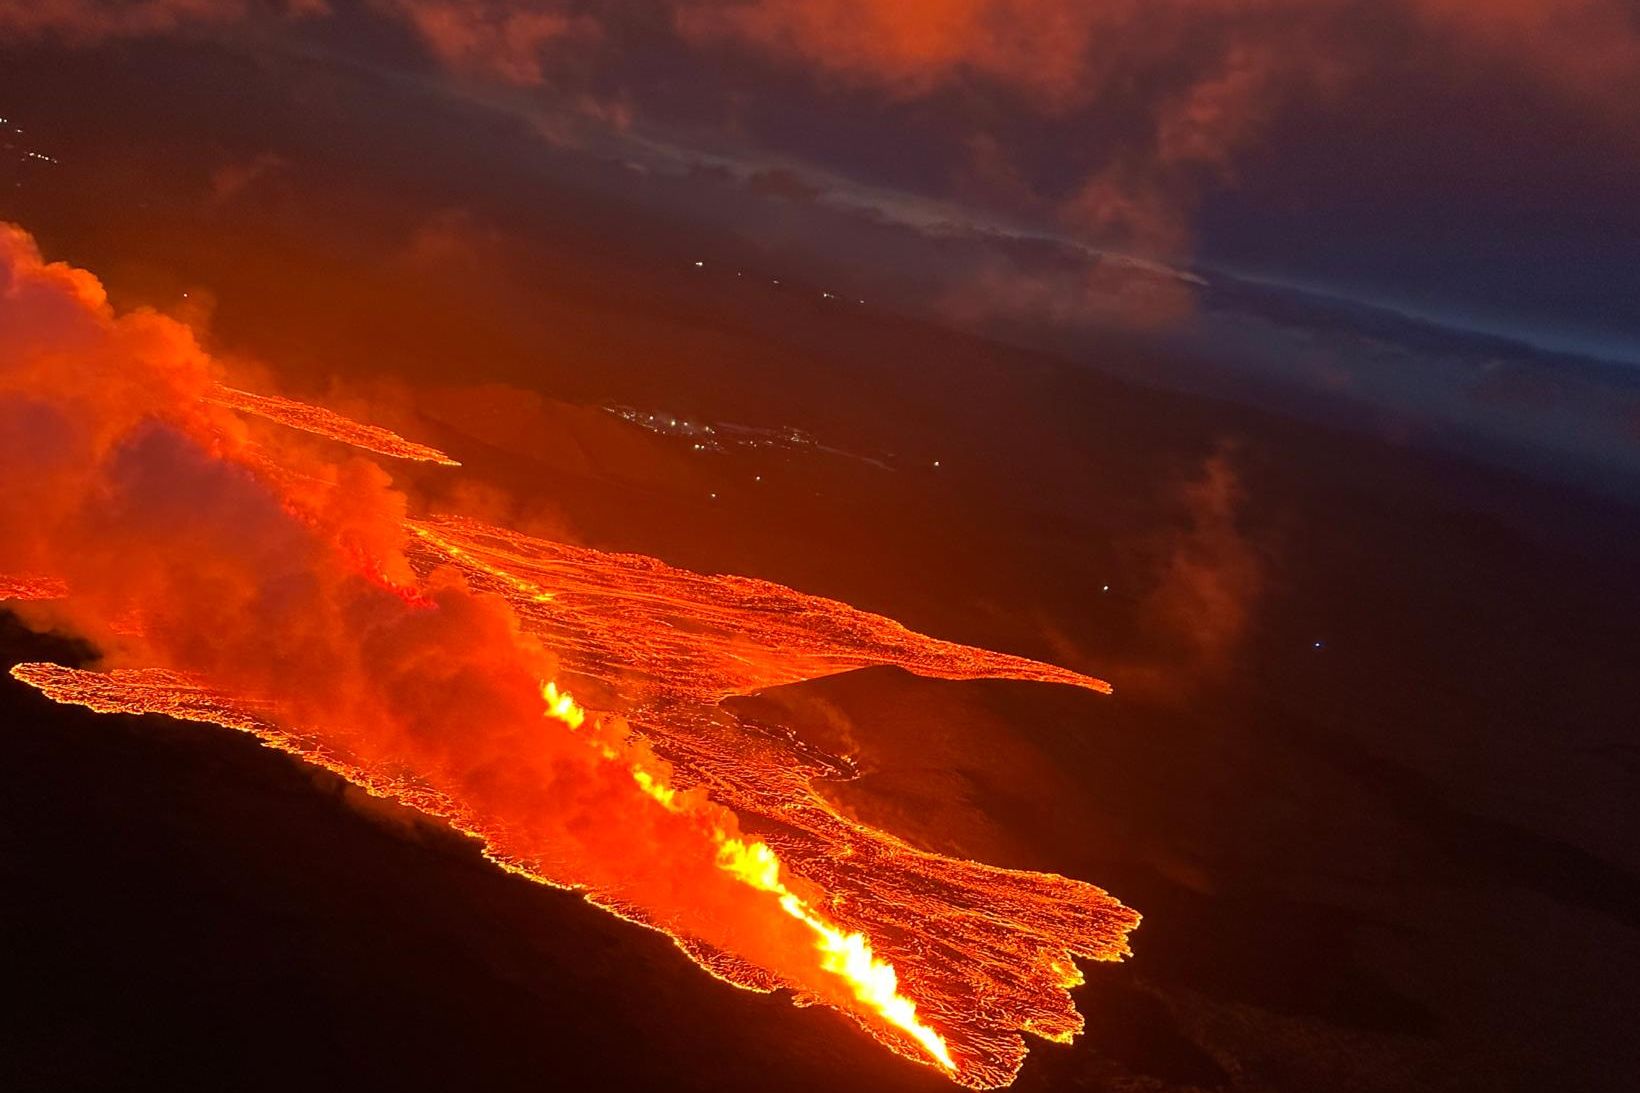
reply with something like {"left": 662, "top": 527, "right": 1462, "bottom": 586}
{"left": 206, "top": 384, "right": 461, "bottom": 465}
{"left": 405, "top": 518, "right": 1136, "bottom": 1085}
{"left": 406, "top": 516, "right": 1113, "bottom": 706}
{"left": 0, "top": 574, "right": 67, "bottom": 601}
{"left": 1, "top": 223, "right": 1137, "bottom": 1089}
{"left": 542, "top": 680, "right": 956, "bottom": 1071}
{"left": 9, "top": 519, "right": 1137, "bottom": 1086}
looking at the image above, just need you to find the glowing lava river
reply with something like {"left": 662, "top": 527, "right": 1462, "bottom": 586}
{"left": 0, "top": 222, "right": 1138, "bottom": 1088}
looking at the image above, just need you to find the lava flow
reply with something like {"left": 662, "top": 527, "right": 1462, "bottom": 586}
{"left": 0, "top": 574, "right": 66, "bottom": 601}
{"left": 0, "top": 221, "right": 1138, "bottom": 1088}
{"left": 538, "top": 681, "right": 956, "bottom": 1071}
{"left": 205, "top": 383, "right": 461, "bottom": 465}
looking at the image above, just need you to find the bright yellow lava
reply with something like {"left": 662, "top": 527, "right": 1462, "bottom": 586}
{"left": 540, "top": 680, "right": 956, "bottom": 1072}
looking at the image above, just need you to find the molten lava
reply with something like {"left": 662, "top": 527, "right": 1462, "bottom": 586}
{"left": 6, "top": 514, "right": 1137, "bottom": 1085}
{"left": 0, "top": 221, "right": 1138, "bottom": 1088}
{"left": 405, "top": 517, "right": 1113, "bottom": 706}
{"left": 206, "top": 383, "right": 461, "bottom": 465}
{"left": 542, "top": 682, "right": 955, "bottom": 1071}
{"left": 0, "top": 574, "right": 67, "bottom": 601}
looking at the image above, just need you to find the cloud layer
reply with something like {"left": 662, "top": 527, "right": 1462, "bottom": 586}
{"left": 7, "top": 0, "right": 1636, "bottom": 270}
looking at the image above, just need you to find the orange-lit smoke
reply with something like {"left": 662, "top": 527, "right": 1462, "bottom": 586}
{"left": 0, "top": 222, "right": 1136, "bottom": 1087}
{"left": 379, "top": 0, "right": 601, "bottom": 86}
{"left": 1138, "top": 447, "right": 1264, "bottom": 684}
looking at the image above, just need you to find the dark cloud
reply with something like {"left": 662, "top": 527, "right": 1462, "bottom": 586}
{"left": 5, "top": 0, "right": 1637, "bottom": 482}
{"left": 207, "top": 150, "right": 289, "bottom": 206}
{"left": 371, "top": 0, "right": 599, "bottom": 85}
{"left": 743, "top": 166, "right": 821, "bottom": 203}
{"left": 12, "top": 1, "right": 1637, "bottom": 272}
{"left": 0, "top": 0, "right": 323, "bottom": 41}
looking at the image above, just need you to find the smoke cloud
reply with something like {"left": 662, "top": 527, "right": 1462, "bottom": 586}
{"left": 0, "top": 220, "right": 857, "bottom": 1010}
{"left": 1141, "top": 446, "right": 1265, "bottom": 679}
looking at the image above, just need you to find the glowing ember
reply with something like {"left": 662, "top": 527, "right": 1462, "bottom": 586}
{"left": 0, "top": 222, "right": 1137, "bottom": 1089}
